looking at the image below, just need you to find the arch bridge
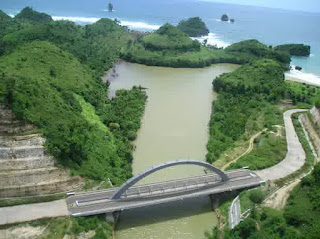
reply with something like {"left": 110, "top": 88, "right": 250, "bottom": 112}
{"left": 110, "top": 159, "right": 229, "bottom": 199}
{"left": 66, "top": 160, "right": 263, "bottom": 218}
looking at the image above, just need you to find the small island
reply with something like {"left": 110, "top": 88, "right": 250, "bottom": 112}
{"left": 177, "top": 17, "right": 209, "bottom": 37}
{"left": 221, "top": 14, "right": 229, "bottom": 22}
{"left": 221, "top": 14, "right": 235, "bottom": 23}
{"left": 274, "top": 43, "right": 311, "bottom": 56}
{"left": 1, "top": 7, "right": 320, "bottom": 239}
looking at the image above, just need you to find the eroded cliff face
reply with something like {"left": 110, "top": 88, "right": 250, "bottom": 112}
{"left": 0, "top": 105, "right": 82, "bottom": 198}
{"left": 310, "top": 106, "right": 320, "bottom": 125}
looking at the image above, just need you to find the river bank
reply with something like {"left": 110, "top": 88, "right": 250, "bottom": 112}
{"left": 106, "top": 61, "right": 239, "bottom": 239}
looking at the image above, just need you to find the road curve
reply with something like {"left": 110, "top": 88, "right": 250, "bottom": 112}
{"left": 0, "top": 109, "right": 309, "bottom": 225}
{"left": 255, "top": 109, "right": 308, "bottom": 181}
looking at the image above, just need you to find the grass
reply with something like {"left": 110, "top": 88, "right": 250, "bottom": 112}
{"left": 286, "top": 81, "right": 320, "bottom": 106}
{"left": 0, "top": 194, "right": 65, "bottom": 208}
{"left": 0, "top": 215, "right": 113, "bottom": 238}
{"left": 74, "top": 94, "right": 109, "bottom": 133}
{"left": 213, "top": 139, "right": 248, "bottom": 169}
{"left": 228, "top": 131, "right": 287, "bottom": 170}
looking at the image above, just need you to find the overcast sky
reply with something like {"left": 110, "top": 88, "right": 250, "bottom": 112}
{"left": 200, "top": 0, "right": 320, "bottom": 13}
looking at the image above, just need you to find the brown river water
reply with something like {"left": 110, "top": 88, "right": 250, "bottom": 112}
{"left": 106, "top": 61, "right": 238, "bottom": 239}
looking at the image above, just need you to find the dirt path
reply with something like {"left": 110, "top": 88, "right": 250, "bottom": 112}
{"left": 263, "top": 180, "right": 300, "bottom": 209}
{"left": 0, "top": 110, "right": 310, "bottom": 226}
{"left": 221, "top": 129, "right": 267, "bottom": 170}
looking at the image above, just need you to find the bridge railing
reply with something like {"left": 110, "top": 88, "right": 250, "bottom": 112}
{"left": 119, "top": 173, "right": 223, "bottom": 198}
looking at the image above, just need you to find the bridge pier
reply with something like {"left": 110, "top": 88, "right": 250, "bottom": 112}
{"left": 209, "top": 193, "right": 221, "bottom": 210}
{"left": 105, "top": 211, "right": 121, "bottom": 224}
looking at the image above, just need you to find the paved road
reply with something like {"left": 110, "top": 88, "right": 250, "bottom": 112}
{"left": 67, "top": 170, "right": 262, "bottom": 217}
{"left": 0, "top": 109, "right": 309, "bottom": 225}
{"left": 0, "top": 199, "right": 68, "bottom": 226}
{"left": 256, "top": 109, "right": 308, "bottom": 181}
{"left": 228, "top": 195, "right": 241, "bottom": 229}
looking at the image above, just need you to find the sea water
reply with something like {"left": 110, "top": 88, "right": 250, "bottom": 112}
{"left": 2, "top": 0, "right": 320, "bottom": 81}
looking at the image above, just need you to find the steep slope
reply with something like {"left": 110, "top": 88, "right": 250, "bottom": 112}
{"left": 0, "top": 105, "right": 81, "bottom": 198}
{"left": 0, "top": 41, "right": 127, "bottom": 183}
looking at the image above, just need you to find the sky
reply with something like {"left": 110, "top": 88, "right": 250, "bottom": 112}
{"left": 199, "top": 0, "right": 320, "bottom": 13}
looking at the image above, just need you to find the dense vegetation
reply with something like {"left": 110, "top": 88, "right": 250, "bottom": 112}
{"left": 15, "top": 7, "right": 53, "bottom": 23}
{"left": 177, "top": 17, "right": 209, "bottom": 37}
{"left": 20, "top": 215, "right": 113, "bottom": 238}
{"left": 224, "top": 39, "right": 290, "bottom": 68}
{"left": 206, "top": 59, "right": 285, "bottom": 163}
{"left": 0, "top": 8, "right": 147, "bottom": 185}
{"left": 140, "top": 23, "right": 200, "bottom": 51}
{"left": 287, "top": 81, "right": 320, "bottom": 106}
{"left": 228, "top": 131, "right": 286, "bottom": 170}
{"left": 1, "top": 8, "right": 131, "bottom": 77}
{"left": 208, "top": 163, "right": 320, "bottom": 239}
{"left": 275, "top": 43, "right": 311, "bottom": 56}
{"left": 123, "top": 29, "right": 291, "bottom": 68}
{"left": 284, "top": 163, "right": 320, "bottom": 237}
{"left": 207, "top": 207, "right": 300, "bottom": 238}
{"left": 0, "top": 41, "right": 146, "bottom": 184}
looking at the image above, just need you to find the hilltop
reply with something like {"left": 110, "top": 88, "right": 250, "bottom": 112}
{"left": 123, "top": 28, "right": 291, "bottom": 68}
{"left": 177, "top": 17, "right": 209, "bottom": 37}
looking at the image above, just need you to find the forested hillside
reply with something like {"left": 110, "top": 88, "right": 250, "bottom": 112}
{"left": 208, "top": 164, "right": 320, "bottom": 238}
{"left": 0, "top": 8, "right": 146, "bottom": 185}
{"left": 1, "top": 12, "right": 131, "bottom": 77}
{"left": 123, "top": 26, "right": 291, "bottom": 68}
{"left": 207, "top": 59, "right": 285, "bottom": 163}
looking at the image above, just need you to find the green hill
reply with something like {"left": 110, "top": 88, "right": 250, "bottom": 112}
{"left": 213, "top": 59, "right": 285, "bottom": 96}
{"left": 0, "top": 41, "right": 146, "bottom": 183}
{"left": 2, "top": 17, "right": 131, "bottom": 76}
{"left": 177, "top": 17, "right": 209, "bottom": 37}
{"left": 15, "top": 7, "right": 53, "bottom": 23}
{"left": 225, "top": 39, "right": 290, "bottom": 67}
{"left": 274, "top": 44, "right": 311, "bottom": 56}
{"left": 207, "top": 59, "right": 285, "bottom": 162}
{"left": 141, "top": 23, "right": 200, "bottom": 51}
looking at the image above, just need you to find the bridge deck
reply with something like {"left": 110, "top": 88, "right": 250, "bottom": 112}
{"left": 66, "top": 169, "right": 263, "bottom": 217}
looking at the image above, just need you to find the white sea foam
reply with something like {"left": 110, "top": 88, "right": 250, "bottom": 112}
{"left": 52, "top": 16, "right": 160, "bottom": 30}
{"left": 286, "top": 67, "right": 320, "bottom": 87}
{"left": 120, "top": 20, "right": 160, "bottom": 30}
{"left": 52, "top": 16, "right": 100, "bottom": 23}
{"left": 191, "top": 33, "right": 231, "bottom": 49}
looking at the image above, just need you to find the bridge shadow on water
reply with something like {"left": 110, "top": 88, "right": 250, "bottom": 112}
{"left": 115, "top": 195, "right": 217, "bottom": 231}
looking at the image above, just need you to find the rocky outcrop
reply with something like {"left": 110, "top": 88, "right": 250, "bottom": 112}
{"left": 295, "top": 66, "right": 302, "bottom": 71}
{"left": 221, "top": 14, "right": 229, "bottom": 22}
{"left": 300, "top": 113, "right": 320, "bottom": 158}
{"left": 0, "top": 105, "right": 82, "bottom": 198}
{"left": 310, "top": 106, "right": 320, "bottom": 125}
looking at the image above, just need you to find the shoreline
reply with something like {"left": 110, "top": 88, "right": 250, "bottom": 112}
{"left": 285, "top": 74, "right": 320, "bottom": 87}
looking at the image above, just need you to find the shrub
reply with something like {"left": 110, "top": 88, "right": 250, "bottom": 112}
{"left": 249, "top": 189, "right": 266, "bottom": 204}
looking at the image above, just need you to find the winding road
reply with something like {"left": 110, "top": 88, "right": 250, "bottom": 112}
{"left": 0, "top": 109, "right": 310, "bottom": 225}
{"left": 255, "top": 109, "right": 307, "bottom": 181}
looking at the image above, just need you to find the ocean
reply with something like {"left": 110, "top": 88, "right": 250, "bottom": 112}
{"left": 2, "top": 0, "right": 320, "bottom": 82}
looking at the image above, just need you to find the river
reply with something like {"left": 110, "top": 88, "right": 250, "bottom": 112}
{"left": 106, "top": 61, "right": 238, "bottom": 239}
